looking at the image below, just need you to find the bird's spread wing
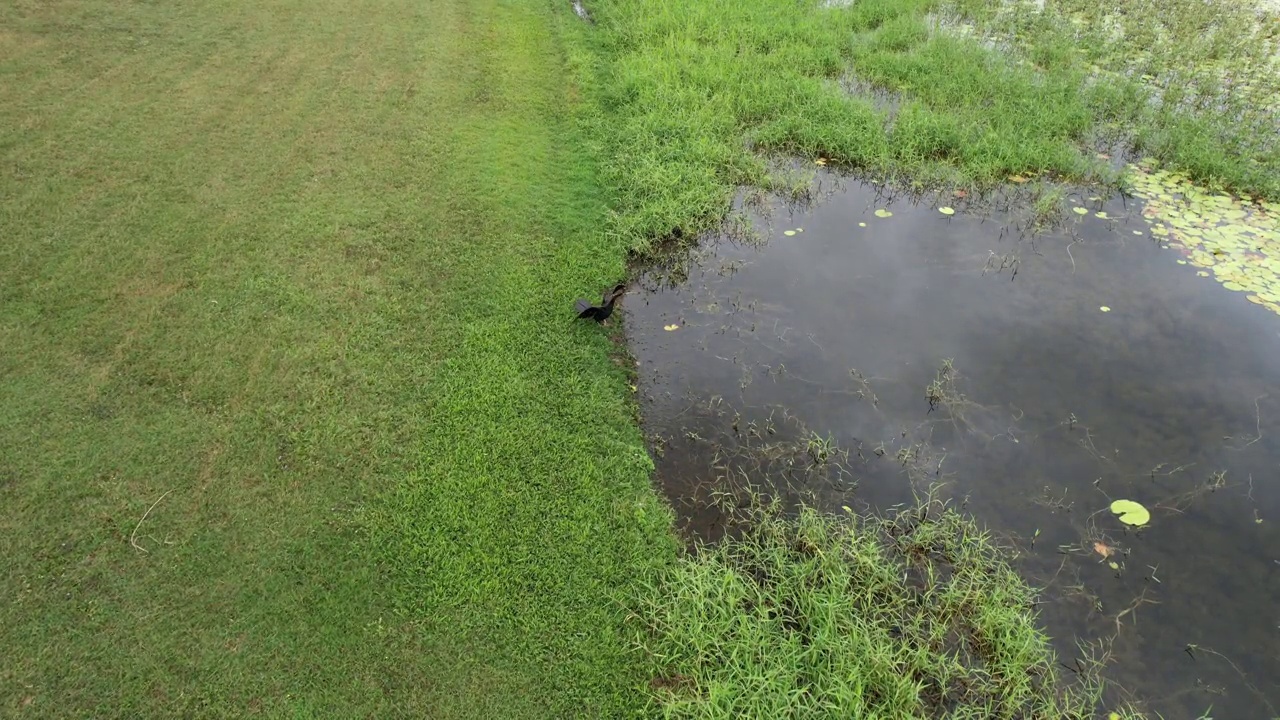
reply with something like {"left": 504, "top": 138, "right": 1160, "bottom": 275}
{"left": 575, "top": 299, "right": 596, "bottom": 318}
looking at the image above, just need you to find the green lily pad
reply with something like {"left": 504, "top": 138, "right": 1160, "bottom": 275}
{"left": 1073, "top": 207, "right": 1088, "bottom": 215}
{"left": 939, "top": 206, "right": 955, "bottom": 216}
{"left": 875, "top": 209, "right": 893, "bottom": 218}
{"left": 1110, "top": 499, "right": 1150, "bottom": 527}
{"left": 784, "top": 230, "right": 796, "bottom": 236}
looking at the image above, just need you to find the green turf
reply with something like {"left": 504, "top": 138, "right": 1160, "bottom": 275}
{"left": 0, "top": 0, "right": 675, "bottom": 716}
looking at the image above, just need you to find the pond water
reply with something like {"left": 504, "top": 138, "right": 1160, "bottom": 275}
{"left": 624, "top": 175, "right": 1280, "bottom": 718}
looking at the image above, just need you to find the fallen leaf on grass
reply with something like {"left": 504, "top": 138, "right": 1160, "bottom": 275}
{"left": 815, "top": 158, "right": 828, "bottom": 166}
{"left": 1009, "top": 174, "right": 1029, "bottom": 183}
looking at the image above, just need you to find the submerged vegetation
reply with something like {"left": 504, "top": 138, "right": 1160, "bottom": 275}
{"left": 574, "top": 0, "right": 1280, "bottom": 253}
{"left": 636, "top": 497, "right": 1133, "bottom": 718}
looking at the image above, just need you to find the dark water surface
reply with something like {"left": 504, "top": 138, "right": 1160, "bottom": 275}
{"left": 624, "top": 177, "right": 1280, "bottom": 717}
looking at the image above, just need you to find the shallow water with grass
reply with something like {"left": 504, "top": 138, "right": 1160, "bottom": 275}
{"left": 625, "top": 176, "right": 1280, "bottom": 717}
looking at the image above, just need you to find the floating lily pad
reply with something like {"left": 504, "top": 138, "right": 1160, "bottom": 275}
{"left": 1099, "top": 306, "right": 1111, "bottom": 312}
{"left": 857, "top": 222, "right": 867, "bottom": 228}
{"left": 783, "top": 230, "right": 796, "bottom": 237}
{"left": 1073, "top": 207, "right": 1088, "bottom": 215}
{"left": 939, "top": 206, "right": 955, "bottom": 215}
{"left": 1110, "top": 499, "right": 1150, "bottom": 527}
{"left": 1095, "top": 211, "right": 1110, "bottom": 220}
{"left": 874, "top": 209, "right": 893, "bottom": 218}
{"left": 663, "top": 324, "right": 680, "bottom": 331}
{"left": 1127, "top": 162, "right": 1280, "bottom": 317}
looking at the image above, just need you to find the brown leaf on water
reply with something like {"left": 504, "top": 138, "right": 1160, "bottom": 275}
{"left": 1093, "top": 541, "right": 1114, "bottom": 558}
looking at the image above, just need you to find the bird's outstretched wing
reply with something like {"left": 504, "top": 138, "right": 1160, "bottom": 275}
{"left": 575, "top": 299, "right": 598, "bottom": 319}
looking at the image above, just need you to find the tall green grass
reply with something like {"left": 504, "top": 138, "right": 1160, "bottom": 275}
{"left": 635, "top": 498, "right": 1128, "bottom": 718}
{"left": 575, "top": 0, "right": 1279, "bottom": 253}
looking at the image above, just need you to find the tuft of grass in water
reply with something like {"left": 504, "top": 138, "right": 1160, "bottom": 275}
{"left": 1031, "top": 184, "right": 1068, "bottom": 227}
{"left": 635, "top": 497, "right": 1138, "bottom": 718}
{"left": 574, "top": 0, "right": 1279, "bottom": 253}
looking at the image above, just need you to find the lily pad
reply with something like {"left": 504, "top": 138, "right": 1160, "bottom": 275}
{"left": 874, "top": 208, "right": 893, "bottom": 218}
{"left": 1073, "top": 207, "right": 1088, "bottom": 215}
{"left": 1099, "top": 306, "right": 1111, "bottom": 312}
{"left": 663, "top": 324, "right": 680, "bottom": 331}
{"left": 783, "top": 230, "right": 796, "bottom": 237}
{"left": 1095, "top": 211, "right": 1110, "bottom": 220}
{"left": 1110, "top": 499, "right": 1150, "bottom": 527}
{"left": 857, "top": 222, "right": 867, "bottom": 228}
{"left": 939, "top": 206, "right": 955, "bottom": 216}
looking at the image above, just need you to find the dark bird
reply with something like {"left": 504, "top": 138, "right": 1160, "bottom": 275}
{"left": 575, "top": 283, "right": 626, "bottom": 323}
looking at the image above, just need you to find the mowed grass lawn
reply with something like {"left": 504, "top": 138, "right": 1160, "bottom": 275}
{"left": 1, "top": 0, "right": 674, "bottom": 716}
